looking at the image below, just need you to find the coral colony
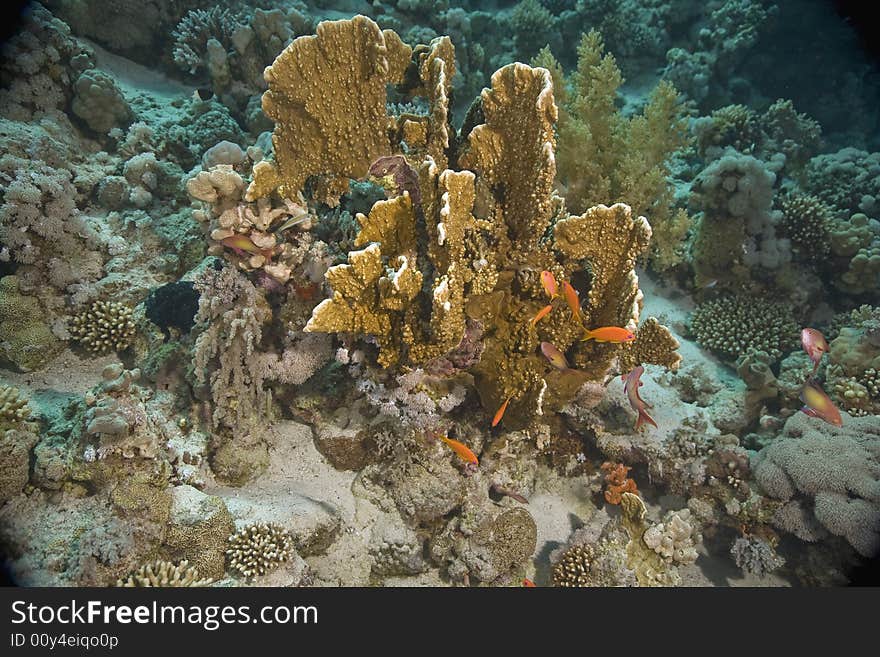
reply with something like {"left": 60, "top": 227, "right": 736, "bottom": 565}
{"left": 0, "top": 0, "right": 879, "bottom": 587}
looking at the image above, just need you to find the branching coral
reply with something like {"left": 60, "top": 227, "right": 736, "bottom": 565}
{"left": 730, "top": 535, "right": 785, "bottom": 578}
{"left": 779, "top": 194, "right": 831, "bottom": 263}
{"left": 116, "top": 559, "right": 213, "bottom": 587}
{"left": 226, "top": 522, "right": 294, "bottom": 578}
{"left": 689, "top": 295, "right": 799, "bottom": 362}
{"left": 535, "top": 31, "right": 690, "bottom": 271}
{"left": 68, "top": 300, "right": 136, "bottom": 355}
{"left": 0, "top": 386, "right": 32, "bottom": 431}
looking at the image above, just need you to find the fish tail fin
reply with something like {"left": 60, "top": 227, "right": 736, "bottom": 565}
{"left": 580, "top": 331, "right": 594, "bottom": 342}
{"left": 636, "top": 409, "right": 658, "bottom": 430}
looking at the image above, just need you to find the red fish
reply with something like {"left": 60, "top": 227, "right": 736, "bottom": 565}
{"left": 492, "top": 396, "right": 512, "bottom": 427}
{"left": 801, "top": 328, "right": 829, "bottom": 374}
{"left": 622, "top": 365, "right": 657, "bottom": 431}
{"left": 436, "top": 434, "right": 479, "bottom": 465}
{"left": 540, "top": 271, "right": 558, "bottom": 299}
{"left": 581, "top": 326, "right": 636, "bottom": 343}
{"left": 530, "top": 304, "right": 553, "bottom": 327}
{"left": 800, "top": 379, "right": 842, "bottom": 426}
{"left": 220, "top": 234, "right": 275, "bottom": 260}
{"left": 562, "top": 281, "right": 581, "bottom": 321}
{"left": 522, "top": 579, "right": 536, "bottom": 587}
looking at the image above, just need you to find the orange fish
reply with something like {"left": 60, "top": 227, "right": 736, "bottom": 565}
{"left": 540, "top": 341, "right": 570, "bottom": 370}
{"left": 492, "top": 396, "right": 512, "bottom": 427}
{"left": 622, "top": 365, "right": 657, "bottom": 431}
{"left": 530, "top": 304, "right": 553, "bottom": 327}
{"left": 437, "top": 435, "right": 479, "bottom": 465}
{"left": 221, "top": 234, "right": 275, "bottom": 260}
{"left": 562, "top": 281, "right": 580, "bottom": 321}
{"left": 800, "top": 379, "right": 842, "bottom": 426}
{"left": 522, "top": 579, "right": 536, "bottom": 587}
{"left": 581, "top": 326, "right": 636, "bottom": 343}
{"left": 540, "top": 271, "right": 558, "bottom": 299}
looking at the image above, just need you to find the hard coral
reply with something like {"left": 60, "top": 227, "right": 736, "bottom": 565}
{"left": 601, "top": 461, "right": 639, "bottom": 505}
{"left": 0, "top": 386, "right": 31, "bottom": 431}
{"left": 116, "top": 560, "right": 213, "bottom": 587}
{"left": 689, "top": 295, "right": 799, "bottom": 362}
{"left": 69, "top": 300, "right": 137, "bottom": 355}
{"left": 226, "top": 522, "right": 295, "bottom": 578}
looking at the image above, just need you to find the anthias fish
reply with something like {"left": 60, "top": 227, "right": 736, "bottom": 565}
{"left": 800, "top": 379, "right": 843, "bottom": 426}
{"left": 622, "top": 365, "right": 657, "bottom": 431}
{"left": 801, "top": 328, "right": 829, "bottom": 374}
{"left": 492, "top": 396, "right": 512, "bottom": 427}
{"left": 530, "top": 304, "right": 553, "bottom": 327}
{"left": 540, "top": 341, "right": 569, "bottom": 370}
{"left": 438, "top": 435, "right": 479, "bottom": 465}
{"left": 540, "top": 270, "right": 558, "bottom": 299}
{"left": 522, "top": 579, "right": 536, "bottom": 587}
{"left": 562, "top": 281, "right": 580, "bottom": 321}
{"left": 581, "top": 326, "right": 636, "bottom": 343}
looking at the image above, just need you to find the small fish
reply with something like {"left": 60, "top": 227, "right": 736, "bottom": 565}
{"left": 492, "top": 396, "right": 512, "bottom": 427}
{"left": 801, "top": 328, "right": 829, "bottom": 374}
{"left": 540, "top": 341, "right": 570, "bottom": 370}
{"left": 697, "top": 278, "right": 718, "bottom": 290}
{"left": 273, "top": 212, "right": 311, "bottom": 234}
{"left": 220, "top": 234, "right": 275, "bottom": 260}
{"left": 522, "top": 579, "right": 536, "bottom": 587}
{"left": 540, "top": 270, "right": 558, "bottom": 299}
{"left": 436, "top": 434, "right": 479, "bottom": 465}
{"left": 581, "top": 326, "right": 636, "bottom": 343}
{"left": 800, "top": 379, "right": 842, "bottom": 426}
{"left": 530, "top": 304, "right": 553, "bottom": 327}
{"left": 622, "top": 365, "right": 657, "bottom": 431}
{"left": 562, "top": 281, "right": 580, "bottom": 321}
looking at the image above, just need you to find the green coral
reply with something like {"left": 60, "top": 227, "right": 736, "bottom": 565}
{"left": 689, "top": 295, "right": 799, "bottom": 362}
{"left": 537, "top": 30, "right": 691, "bottom": 271}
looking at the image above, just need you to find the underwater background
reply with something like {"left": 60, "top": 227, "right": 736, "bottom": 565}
{"left": 0, "top": 0, "right": 878, "bottom": 587}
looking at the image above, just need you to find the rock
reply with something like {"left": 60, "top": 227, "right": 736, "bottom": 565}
{"left": 0, "top": 429, "right": 38, "bottom": 503}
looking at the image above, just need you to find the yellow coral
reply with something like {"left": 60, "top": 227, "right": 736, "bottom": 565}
{"left": 246, "top": 15, "right": 413, "bottom": 205}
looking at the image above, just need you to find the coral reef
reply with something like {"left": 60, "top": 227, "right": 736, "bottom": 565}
{"left": 730, "top": 535, "right": 785, "bottom": 578}
{"left": 116, "top": 560, "right": 213, "bottom": 587}
{"left": 753, "top": 412, "right": 880, "bottom": 557}
{"left": 68, "top": 300, "right": 137, "bottom": 355}
{"left": 226, "top": 522, "right": 295, "bottom": 579}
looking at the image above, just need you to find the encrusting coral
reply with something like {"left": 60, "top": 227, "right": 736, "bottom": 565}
{"left": 226, "top": 522, "right": 295, "bottom": 578}
{"left": 246, "top": 16, "right": 680, "bottom": 427}
{"left": 68, "top": 300, "right": 137, "bottom": 355}
{"left": 116, "top": 559, "right": 213, "bottom": 587}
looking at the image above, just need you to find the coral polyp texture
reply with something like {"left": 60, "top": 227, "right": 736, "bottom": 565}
{"left": 68, "top": 300, "right": 137, "bottom": 355}
{"left": 116, "top": 560, "right": 213, "bottom": 587}
{"left": 2, "top": 0, "right": 880, "bottom": 589}
{"left": 226, "top": 522, "right": 295, "bottom": 579}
